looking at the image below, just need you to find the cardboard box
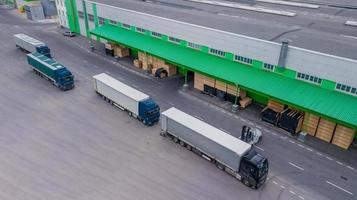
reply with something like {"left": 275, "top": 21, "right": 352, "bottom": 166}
{"left": 315, "top": 118, "right": 336, "bottom": 143}
{"left": 332, "top": 125, "right": 355, "bottom": 149}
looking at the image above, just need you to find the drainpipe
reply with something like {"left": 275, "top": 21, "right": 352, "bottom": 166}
{"left": 277, "top": 39, "right": 290, "bottom": 69}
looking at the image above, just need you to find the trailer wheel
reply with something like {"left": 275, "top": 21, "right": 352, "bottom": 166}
{"left": 216, "top": 162, "right": 225, "bottom": 170}
{"left": 186, "top": 144, "right": 192, "bottom": 151}
{"left": 179, "top": 140, "right": 185, "bottom": 147}
{"left": 173, "top": 137, "right": 179, "bottom": 143}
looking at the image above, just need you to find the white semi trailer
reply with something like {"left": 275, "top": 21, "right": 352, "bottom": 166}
{"left": 93, "top": 73, "right": 160, "bottom": 126}
{"left": 160, "top": 107, "right": 269, "bottom": 189}
{"left": 13, "top": 33, "right": 51, "bottom": 57}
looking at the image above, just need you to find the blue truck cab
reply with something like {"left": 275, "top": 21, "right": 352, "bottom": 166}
{"left": 36, "top": 45, "right": 51, "bottom": 58}
{"left": 139, "top": 99, "right": 160, "bottom": 126}
{"left": 27, "top": 52, "right": 74, "bottom": 90}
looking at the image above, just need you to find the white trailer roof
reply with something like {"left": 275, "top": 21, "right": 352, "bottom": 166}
{"left": 93, "top": 73, "right": 149, "bottom": 101}
{"left": 14, "top": 33, "right": 44, "bottom": 46}
{"left": 162, "top": 107, "right": 251, "bottom": 156}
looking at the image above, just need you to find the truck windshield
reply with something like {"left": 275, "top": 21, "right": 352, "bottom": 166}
{"left": 146, "top": 106, "right": 159, "bottom": 116}
{"left": 61, "top": 76, "right": 73, "bottom": 82}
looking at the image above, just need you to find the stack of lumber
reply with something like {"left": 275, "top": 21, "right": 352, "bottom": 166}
{"left": 152, "top": 62, "right": 176, "bottom": 77}
{"left": 332, "top": 125, "right": 355, "bottom": 149}
{"left": 215, "top": 80, "right": 227, "bottom": 92}
{"left": 203, "top": 76, "right": 216, "bottom": 95}
{"left": 194, "top": 73, "right": 204, "bottom": 91}
{"left": 133, "top": 59, "right": 142, "bottom": 68}
{"left": 267, "top": 100, "right": 285, "bottom": 112}
{"left": 227, "top": 84, "right": 239, "bottom": 96}
{"left": 203, "top": 76, "right": 215, "bottom": 87}
{"left": 315, "top": 118, "right": 336, "bottom": 143}
{"left": 301, "top": 112, "right": 320, "bottom": 136}
{"left": 114, "top": 45, "right": 130, "bottom": 57}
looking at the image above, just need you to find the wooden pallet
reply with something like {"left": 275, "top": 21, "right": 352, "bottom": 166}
{"left": 301, "top": 112, "right": 320, "bottom": 136}
{"left": 267, "top": 100, "right": 285, "bottom": 112}
{"left": 332, "top": 125, "right": 355, "bottom": 149}
{"left": 315, "top": 118, "right": 336, "bottom": 143}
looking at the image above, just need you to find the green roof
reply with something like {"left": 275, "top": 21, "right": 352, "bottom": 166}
{"left": 91, "top": 25, "right": 357, "bottom": 128}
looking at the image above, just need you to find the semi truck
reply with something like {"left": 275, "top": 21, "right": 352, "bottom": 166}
{"left": 27, "top": 52, "right": 74, "bottom": 90}
{"left": 14, "top": 33, "right": 51, "bottom": 58}
{"left": 93, "top": 73, "right": 160, "bottom": 126}
{"left": 160, "top": 107, "right": 269, "bottom": 189}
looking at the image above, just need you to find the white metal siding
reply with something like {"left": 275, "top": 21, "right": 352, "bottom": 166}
{"left": 87, "top": 1, "right": 357, "bottom": 88}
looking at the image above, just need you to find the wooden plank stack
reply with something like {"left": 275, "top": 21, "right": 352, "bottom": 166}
{"left": 194, "top": 72, "right": 204, "bottom": 91}
{"left": 332, "top": 125, "right": 355, "bottom": 149}
{"left": 227, "top": 84, "right": 238, "bottom": 96}
{"left": 215, "top": 80, "right": 227, "bottom": 92}
{"left": 267, "top": 100, "right": 285, "bottom": 112}
{"left": 301, "top": 112, "right": 320, "bottom": 136}
{"left": 203, "top": 76, "right": 215, "bottom": 87}
{"left": 315, "top": 118, "right": 336, "bottom": 143}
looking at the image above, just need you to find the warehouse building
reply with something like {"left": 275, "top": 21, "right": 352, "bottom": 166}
{"left": 62, "top": 0, "right": 357, "bottom": 149}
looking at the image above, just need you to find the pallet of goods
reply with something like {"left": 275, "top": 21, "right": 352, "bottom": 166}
{"left": 261, "top": 107, "right": 280, "bottom": 125}
{"left": 277, "top": 108, "right": 304, "bottom": 135}
{"left": 194, "top": 73, "right": 204, "bottom": 91}
{"left": 332, "top": 125, "right": 355, "bottom": 149}
{"left": 114, "top": 45, "right": 130, "bottom": 58}
{"left": 105, "top": 43, "right": 114, "bottom": 57}
{"left": 301, "top": 112, "right": 320, "bottom": 136}
{"left": 315, "top": 118, "right": 336, "bottom": 143}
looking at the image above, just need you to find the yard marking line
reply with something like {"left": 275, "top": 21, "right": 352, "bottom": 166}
{"left": 298, "top": 144, "right": 305, "bottom": 148}
{"left": 280, "top": 185, "right": 286, "bottom": 189}
{"left": 347, "top": 166, "right": 354, "bottom": 170}
{"left": 289, "top": 190, "right": 296, "bottom": 195}
{"left": 289, "top": 140, "right": 295, "bottom": 144}
{"left": 105, "top": 71, "right": 111, "bottom": 74}
{"left": 272, "top": 132, "right": 278, "bottom": 136}
{"left": 255, "top": 146, "right": 265, "bottom": 151}
{"left": 168, "top": 102, "right": 175, "bottom": 106}
{"left": 194, "top": 115, "right": 204, "bottom": 121}
{"left": 273, "top": 181, "right": 278, "bottom": 185}
{"left": 289, "top": 162, "right": 304, "bottom": 171}
{"left": 306, "top": 148, "right": 313, "bottom": 152}
{"left": 298, "top": 196, "right": 305, "bottom": 200}
{"left": 326, "top": 181, "right": 354, "bottom": 195}
{"left": 316, "top": 152, "right": 323, "bottom": 156}
{"left": 326, "top": 156, "right": 333, "bottom": 161}
{"left": 336, "top": 161, "right": 343, "bottom": 165}
{"left": 280, "top": 136, "right": 287, "bottom": 140}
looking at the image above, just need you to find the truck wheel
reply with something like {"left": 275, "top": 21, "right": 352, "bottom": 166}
{"left": 173, "top": 137, "right": 179, "bottom": 143}
{"left": 179, "top": 141, "right": 185, "bottom": 147}
{"left": 242, "top": 178, "right": 251, "bottom": 187}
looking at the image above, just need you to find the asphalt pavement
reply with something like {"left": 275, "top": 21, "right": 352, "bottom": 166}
{"left": 0, "top": 9, "right": 357, "bottom": 200}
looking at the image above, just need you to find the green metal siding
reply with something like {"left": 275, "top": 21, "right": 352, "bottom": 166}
{"left": 65, "top": 0, "right": 80, "bottom": 33}
{"left": 82, "top": 0, "right": 90, "bottom": 37}
{"left": 90, "top": 25, "right": 357, "bottom": 128}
